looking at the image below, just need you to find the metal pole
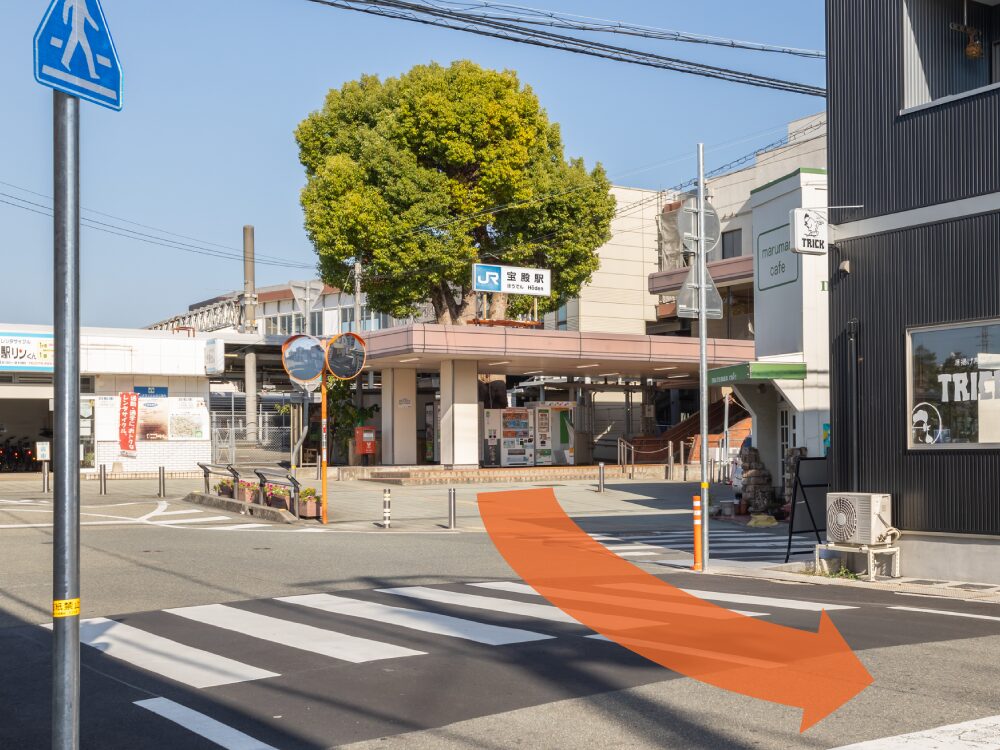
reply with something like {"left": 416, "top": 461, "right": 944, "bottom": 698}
{"left": 697, "top": 143, "right": 710, "bottom": 569}
{"left": 354, "top": 261, "right": 363, "bottom": 411}
{"left": 52, "top": 90, "right": 81, "bottom": 750}
{"left": 382, "top": 488, "right": 391, "bottom": 528}
{"left": 321, "top": 377, "right": 329, "bottom": 524}
{"left": 848, "top": 318, "right": 860, "bottom": 491}
{"left": 448, "top": 488, "right": 456, "bottom": 529}
{"left": 668, "top": 441, "right": 674, "bottom": 481}
{"left": 98, "top": 464, "right": 106, "bottom": 496}
{"left": 598, "top": 462, "right": 605, "bottom": 492}
{"left": 42, "top": 461, "right": 50, "bottom": 493}
{"left": 158, "top": 466, "right": 165, "bottom": 498}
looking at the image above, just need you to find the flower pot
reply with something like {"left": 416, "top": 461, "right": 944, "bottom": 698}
{"left": 217, "top": 487, "right": 234, "bottom": 499}
{"left": 239, "top": 486, "right": 258, "bottom": 504}
{"left": 266, "top": 494, "right": 289, "bottom": 511}
{"left": 299, "top": 498, "right": 320, "bottom": 519}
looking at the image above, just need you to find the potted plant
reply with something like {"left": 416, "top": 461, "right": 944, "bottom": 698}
{"left": 265, "top": 483, "right": 291, "bottom": 511}
{"left": 214, "top": 478, "right": 234, "bottom": 498}
{"left": 238, "top": 479, "right": 259, "bottom": 504}
{"left": 299, "top": 487, "right": 320, "bottom": 519}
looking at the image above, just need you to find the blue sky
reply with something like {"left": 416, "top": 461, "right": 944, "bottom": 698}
{"left": 0, "top": 0, "right": 825, "bottom": 327}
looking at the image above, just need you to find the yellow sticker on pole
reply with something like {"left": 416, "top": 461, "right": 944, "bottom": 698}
{"left": 701, "top": 482, "right": 709, "bottom": 489}
{"left": 52, "top": 599, "right": 80, "bottom": 618}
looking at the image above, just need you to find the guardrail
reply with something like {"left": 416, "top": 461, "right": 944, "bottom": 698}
{"left": 253, "top": 467, "right": 302, "bottom": 518}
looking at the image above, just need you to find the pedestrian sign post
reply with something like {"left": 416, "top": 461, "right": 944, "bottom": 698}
{"left": 34, "top": 2, "right": 123, "bottom": 747}
{"left": 676, "top": 263, "right": 724, "bottom": 320}
{"left": 34, "top": 0, "right": 123, "bottom": 111}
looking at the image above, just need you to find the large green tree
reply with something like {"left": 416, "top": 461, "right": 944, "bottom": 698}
{"left": 296, "top": 61, "right": 616, "bottom": 324}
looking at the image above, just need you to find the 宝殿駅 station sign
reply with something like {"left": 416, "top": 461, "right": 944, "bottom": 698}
{"left": 473, "top": 264, "right": 551, "bottom": 297}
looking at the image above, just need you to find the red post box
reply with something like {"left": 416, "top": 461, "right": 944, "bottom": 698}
{"left": 355, "top": 426, "right": 377, "bottom": 455}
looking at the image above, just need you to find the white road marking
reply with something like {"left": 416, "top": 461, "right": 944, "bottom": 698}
{"left": 830, "top": 714, "right": 1000, "bottom": 749}
{"left": 42, "top": 618, "right": 278, "bottom": 688}
{"left": 166, "top": 604, "right": 425, "bottom": 663}
{"left": 154, "top": 516, "right": 233, "bottom": 526}
{"left": 616, "top": 551, "right": 664, "bottom": 557}
{"left": 206, "top": 523, "right": 273, "bottom": 531}
{"left": 889, "top": 606, "right": 1000, "bottom": 622}
{"left": 378, "top": 586, "right": 578, "bottom": 624}
{"left": 135, "top": 698, "right": 278, "bottom": 750}
{"left": 153, "top": 509, "right": 203, "bottom": 517}
{"left": 467, "top": 582, "right": 768, "bottom": 619}
{"left": 604, "top": 544, "right": 663, "bottom": 551}
{"left": 469, "top": 581, "right": 855, "bottom": 612}
{"left": 278, "top": 593, "right": 553, "bottom": 645}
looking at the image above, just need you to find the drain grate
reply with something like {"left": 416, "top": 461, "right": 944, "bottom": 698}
{"left": 950, "top": 583, "right": 999, "bottom": 591}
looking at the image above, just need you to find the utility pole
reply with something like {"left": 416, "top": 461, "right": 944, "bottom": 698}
{"left": 52, "top": 89, "right": 81, "bottom": 750}
{"left": 697, "top": 143, "right": 710, "bottom": 569}
{"left": 243, "top": 226, "right": 257, "bottom": 445}
{"left": 354, "top": 261, "right": 363, "bottom": 410}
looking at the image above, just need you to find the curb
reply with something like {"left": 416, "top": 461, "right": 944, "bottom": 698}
{"left": 182, "top": 492, "right": 297, "bottom": 525}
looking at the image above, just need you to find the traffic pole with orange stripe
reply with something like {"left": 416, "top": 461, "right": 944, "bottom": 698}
{"left": 692, "top": 495, "right": 703, "bottom": 571}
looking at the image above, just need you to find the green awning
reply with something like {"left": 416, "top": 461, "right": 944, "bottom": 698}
{"left": 708, "top": 361, "right": 807, "bottom": 387}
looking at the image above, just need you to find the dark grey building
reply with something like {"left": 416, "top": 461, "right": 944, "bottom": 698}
{"left": 827, "top": 0, "right": 1000, "bottom": 581}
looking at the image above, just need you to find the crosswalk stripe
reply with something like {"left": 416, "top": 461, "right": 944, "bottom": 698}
{"left": 467, "top": 583, "right": 769, "bottom": 619}
{"left": 154, "top": 509, "right": 203, "bottom": 517}
{"left": 135, "top": 697, "right": 278, "bottom": 750}
{"left": 277, "top": 593, "right": 554, "bottom": 645}
{"left": 604, "top": 544, "right": 663, "bottom": 551}
{"left": 889, "top": 606, "right": 1000, "bottom": 622}
{"left": 43, "top": 617, "right": 279, "bottom": 688}
{"left": 155, "top": 516, "right": 233, "bottom": 525}
{"left": 377, "top": 586, "right": 578, "bottom": 624}
{"left": 829, "top": 714, "right": 1000, "bottom": 749}
{"left": 205, "top": 523, "right": 273, "bottom": 531}
{"left": 616, "top": 551, "right": 664, "bottom": 557}
{"left": 165, "top": 604, "right": 425, "bottom": 663}
{"left": 470, "top": 581, "right": 855, "bottom": 612}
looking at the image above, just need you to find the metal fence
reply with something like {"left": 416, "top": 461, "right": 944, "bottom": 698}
{"left": 211, "top": 421, "right": 292, "bottom": 466}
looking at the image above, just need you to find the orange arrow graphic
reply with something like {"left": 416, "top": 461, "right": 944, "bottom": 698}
{"left": 478, "top": 489, "right": 872, "bottom": 732}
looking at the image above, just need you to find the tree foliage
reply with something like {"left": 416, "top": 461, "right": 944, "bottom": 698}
{"left": 296, "top": 61, "right": 616, "bottom": 324}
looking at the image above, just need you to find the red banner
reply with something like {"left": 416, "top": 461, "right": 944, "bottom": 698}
{"left": 118, "top": 392, "right": 139, "bottom": 456}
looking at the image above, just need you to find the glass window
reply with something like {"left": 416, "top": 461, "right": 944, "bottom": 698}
{"left": 721, "top": 229, "right": 742, "bottom": 259}
{"left": 909, "top": 320, "right": 1000, "bottom": 448}
{"left": 265, "top": 317, "right": 278, "bottom": 336}
{"left": 902, "top": 0, "right": 997, "bottom": 109}
{"left": 292, "top": 314, "right": 304, "bottom": 334}
{"left": 310, "top": 311, "right": 323, "bottom": 336}
{"left": 556, "top": 304, "right": 568, "bottom": 331}
{"left": 341, "top": 308, "right": 355, "bottom": 333}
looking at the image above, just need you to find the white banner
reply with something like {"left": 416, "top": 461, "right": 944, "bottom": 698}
{"left": 0, "top": 332, "right": 54, "bottom": 372}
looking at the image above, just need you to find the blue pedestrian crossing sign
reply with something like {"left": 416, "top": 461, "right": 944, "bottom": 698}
{"left": 34, "top": 0, "right": 122, "bottom": 111}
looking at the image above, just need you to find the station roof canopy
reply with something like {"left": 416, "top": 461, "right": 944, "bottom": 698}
{"left": 362, "top": 324, "right": 755, "bottom": 385}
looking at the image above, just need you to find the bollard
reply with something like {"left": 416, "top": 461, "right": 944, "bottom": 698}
{"left": 598, "top": 462, "right": 605, "bottom": 493}
{"left": 382, "top": 488, "right": 391, "bottom": 529}
{"left": 668, "top": 441, "right": 674, "bottom": 481}
{"left": 448, "top": 488, "right": 457, "bottom": 530}
{"left": 157, "top": 466, "right": 166, "bottom": 498}
{"left": 41, "top": 461, "right": 50, "bottom": 493}
{"left": 99, "top": 464, "right": 108, "bottom": 496}
{"left": 692, "top": 495, "right": 703, "bottom": 572}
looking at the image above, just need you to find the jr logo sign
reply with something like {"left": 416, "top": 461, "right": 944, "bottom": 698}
{"left": 474, "top": 265, "right": 502, "bottom": 293}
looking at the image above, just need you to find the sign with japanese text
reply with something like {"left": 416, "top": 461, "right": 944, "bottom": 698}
{"left": 0, "top": 333, "right": 55, "bottom": 372}
{"left": 118, "top": 392, "right": 139, "bottom": 456}
{"left": 473, "top": 264, "right": 551, "bottom": 297}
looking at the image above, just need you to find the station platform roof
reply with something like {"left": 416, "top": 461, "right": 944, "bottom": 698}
{"left": 362, "top": 324, "right": 755, "bottom": 386}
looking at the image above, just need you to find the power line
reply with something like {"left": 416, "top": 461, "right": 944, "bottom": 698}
{"left": 300, "top": 0, "right": 826, "bottom": 97}
{"left": 413, "top": 0, "right": 825, "bottom": 58}
{"left": 0, "top": 191, "right": 315, "bottom": 270}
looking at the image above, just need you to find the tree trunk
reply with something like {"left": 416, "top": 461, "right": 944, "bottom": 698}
{"left": 429, "top": 287, "right": 450, "bottom": 324}
{"left": 488, "top": 293, "right": 508, "bottom": 321}
{"left": 454, "top": 288, "right": 478, "bottom": 325}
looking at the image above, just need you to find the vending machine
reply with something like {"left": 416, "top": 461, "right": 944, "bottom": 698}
{"left": 481, "top": 408, "right": 502, "bottom": 467}
{"left": 500, "top": 408, "right": 535, "bottom": 467}
{"left": 529, "top": 402, "right": 575, "bottom": 465}
{"left": 534, "top": 407, "right": 554, "bottom": 466}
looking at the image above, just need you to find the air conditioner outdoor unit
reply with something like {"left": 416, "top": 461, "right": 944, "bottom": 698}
{"left": 826, "top": 493, "right": 893, "bottom": 546}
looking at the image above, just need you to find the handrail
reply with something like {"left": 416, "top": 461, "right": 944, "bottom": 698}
{"left": 253, "top": 468, "right": 302, "bottom": 518}
{"left": 197, "top": 462, "right": 234, "bottom": 495}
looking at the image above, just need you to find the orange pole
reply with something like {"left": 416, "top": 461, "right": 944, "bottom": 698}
{"left": 692, "top": 495, "right": 703, "bottom": 571}
{"left": 321, "top": 377, "right": 328, "bottom": 524}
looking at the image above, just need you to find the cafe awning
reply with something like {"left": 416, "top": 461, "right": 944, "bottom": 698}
{"left": 708, "top": 361, "right": 807, "bottom": 387}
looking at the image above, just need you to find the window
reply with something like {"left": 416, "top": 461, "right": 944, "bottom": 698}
{"left": 556, "top": 304, "right": 568, "bottom": 331}
{"left": 908, "top": 319, "right": 1000, "bottom": 448}
{"left": 994, "top": 40, "right": 1000, "bottom": 83}
{"left": 265, "top": 317, "right": 278, "bottom": 336}
{"left": 341, "top": 308, "right": 355, "bottom": 333}
{"left": 902, "top": 0, "right": 999, "bottom": 110}
{"left": 310, "top": 311, "right": 323, "bottom": 336}
{"left": 721, "top": 229, "right": 742, "bottom": 259}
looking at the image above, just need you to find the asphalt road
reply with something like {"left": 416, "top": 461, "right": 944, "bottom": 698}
{"left": 2, "top": 483, "right": 1000, "bottom": 749}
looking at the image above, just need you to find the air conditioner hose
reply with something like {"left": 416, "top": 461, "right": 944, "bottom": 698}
{"left": 882, "top": 526, "right": 901, "bottom": 544}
